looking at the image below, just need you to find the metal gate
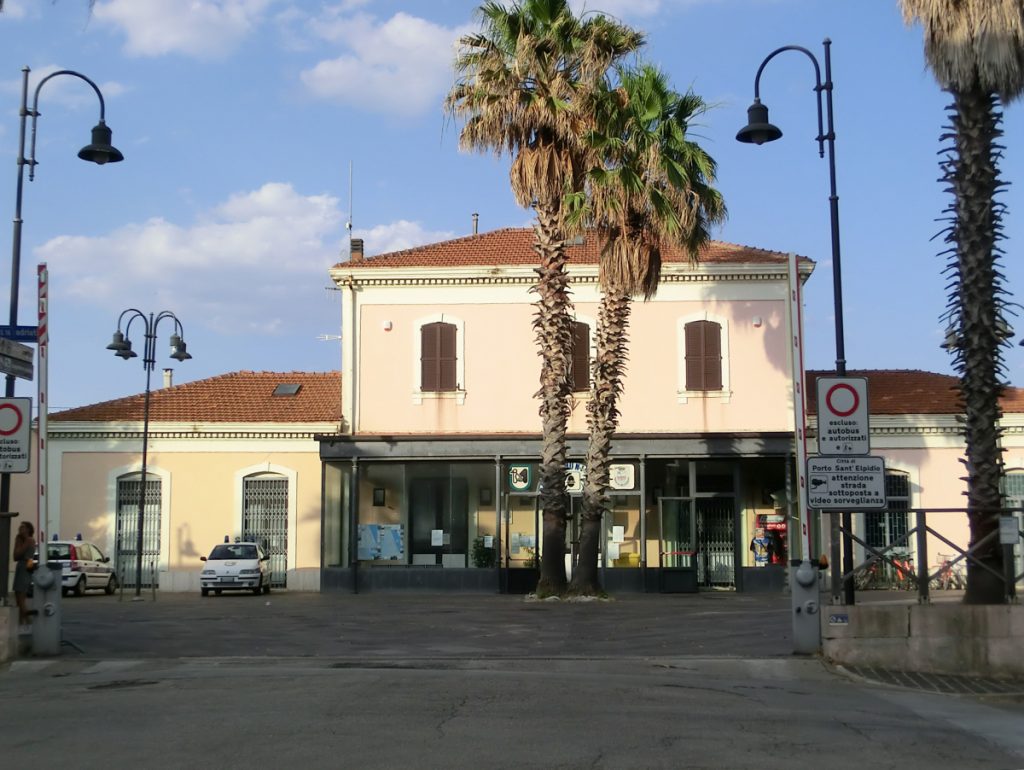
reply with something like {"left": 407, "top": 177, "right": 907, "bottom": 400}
{"left": 242, "top": 476, "right": 288, "bottom": 588}
{"left": 696, "top": 498, "right": 735, "bottom": 587}
{"left": 116, "top": 475, "right": 162, "bottom": 589}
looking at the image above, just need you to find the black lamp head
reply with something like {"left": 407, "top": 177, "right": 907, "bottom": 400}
{"left": 78, "top": 120, "right": 125, "bottom": 165}
{"left": 106, "top": 330, "right": 128, "bottom": 352}
{"left": 736, "top": 99, "right": 782, "bottom": 145}
{"left": 169, "top": 334, "right": 192, "bottom": 362}
{"left": 116, "top": 343, "right": 137, "bottom": 360}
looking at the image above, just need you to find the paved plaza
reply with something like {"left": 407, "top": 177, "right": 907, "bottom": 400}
{"left": 2, "top": 591, "right": 1022, "bottom": 769}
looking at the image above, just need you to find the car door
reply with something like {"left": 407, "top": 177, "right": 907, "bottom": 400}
{"left": 93, "top": 544, "right": 113, "bottom": 586}
{"left": 77, "top": 543, "right": 96, "bottom": 588}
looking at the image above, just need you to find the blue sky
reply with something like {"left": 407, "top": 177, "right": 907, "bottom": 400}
{"left": 0, "top": 0, "right": 1022, "bottom": 411}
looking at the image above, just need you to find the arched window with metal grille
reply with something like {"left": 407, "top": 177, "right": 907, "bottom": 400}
{"left": 242, "top": 474, "right": 289, "bottom": 588}
{"left": 115, "top": 472, "right": 162, "bottom": 589}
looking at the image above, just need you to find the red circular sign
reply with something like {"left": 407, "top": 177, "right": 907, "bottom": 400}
{"left": 825, "top": 383, "right": 859, "bottom": 417}
{"left": 0, "top": 402, "right": 23, "bottom": 436}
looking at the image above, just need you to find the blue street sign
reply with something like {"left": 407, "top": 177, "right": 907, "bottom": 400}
{"left": 0, "top": 326, "right": 37, "bottom": 343}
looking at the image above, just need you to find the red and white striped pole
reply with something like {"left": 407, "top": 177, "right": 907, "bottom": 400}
{"left": 36, "top": 263, "right": 47, "bottom": 540}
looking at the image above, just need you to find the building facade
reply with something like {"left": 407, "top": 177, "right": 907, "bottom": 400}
{"left": 317, "top": 228, "right": 1024, "bottom": 594}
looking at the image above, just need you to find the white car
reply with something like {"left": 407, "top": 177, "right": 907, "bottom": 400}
{"left": 200, "top": 541, "right": 271, "bottom": 596}
{"left": 44, "top": 538, "right": 118, "bottom": 597}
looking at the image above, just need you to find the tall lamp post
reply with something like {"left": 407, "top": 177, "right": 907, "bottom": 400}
{"left": 0, "top": 66, "right": 123, "bottom": 602}
{"left": 736, "top": 39, "right": 855, "bottom": 607}
{"left": 106, "top": 310, "right": 192, "bottom": 598}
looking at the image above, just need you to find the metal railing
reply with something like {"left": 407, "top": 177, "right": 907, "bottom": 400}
{"left": 835, "top": 508, "right": 1023, "bottom": 604}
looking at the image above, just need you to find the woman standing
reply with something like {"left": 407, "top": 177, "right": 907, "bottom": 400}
{"left": 13, "top": 520, "right": 36, "bottom": 627}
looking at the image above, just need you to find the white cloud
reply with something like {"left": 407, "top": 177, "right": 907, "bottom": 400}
{"left": 33, "top": 183, "right": 452, "bottom": 334}
{"left": 36, "top": 182, "right": 344, "bottom": 334}
{"left": 92, "top": 0, "right": 274, "bottom": 59}
{"left": 353, "top": 220, "right": 456, "bottom": 257}
{"left": 300, "top": 11, "right": 472, "bottom": 117}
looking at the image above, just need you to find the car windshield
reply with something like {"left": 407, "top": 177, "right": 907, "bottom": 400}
{"left": 209, "top": 544, "right": 258, "bottom": 560}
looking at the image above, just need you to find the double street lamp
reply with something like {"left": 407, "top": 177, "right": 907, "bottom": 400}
{"left": 736, "top": 40, "right": 856, "bottom": 607}
{"left": 107, "top": 310, "right": 192, "bottom": 598}
{"left": 0, "top": 66, "right": 122, "bottom": 602}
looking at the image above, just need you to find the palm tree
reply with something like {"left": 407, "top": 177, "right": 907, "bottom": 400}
{"left": 900, "top": 1, "right": 1024, "bottom": 603}
{"left": 447, "top": 0, "right": 643, "bottom": 595}
{"left": 565, "top": 65, "right": 725, "bottom": 594}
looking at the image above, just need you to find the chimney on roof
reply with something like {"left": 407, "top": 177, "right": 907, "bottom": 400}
{"left": 163, "top": 368, "right": 173, "bottom": 389}
{"left": 472, "top": 212, "right": 479, "bottom": 235}
{"left": 350, "top": 238, "right": 364, "bottom": 262}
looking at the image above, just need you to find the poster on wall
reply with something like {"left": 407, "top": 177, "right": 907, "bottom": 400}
{"left": 358, "top": 524, "right": 405, "bottom": 561}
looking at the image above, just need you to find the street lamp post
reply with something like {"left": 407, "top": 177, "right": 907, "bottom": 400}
{"left": 737, "top": 40, "right": 855, "bottom": 607}
{"left": 106, "top": 310, "right": 192, "bottom": 598}
{"left": 0, "top": 66, "right": 122, "bottom": 602}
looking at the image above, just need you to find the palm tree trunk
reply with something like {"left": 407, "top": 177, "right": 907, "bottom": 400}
{"left": 946, "top": 87, "right": 1007, "bottom": 604}
{"left": 570, "top": 287, "right": 631, "bottom": 595}
{"left": 532, "top": 203, "right": 572, "bottom": 597}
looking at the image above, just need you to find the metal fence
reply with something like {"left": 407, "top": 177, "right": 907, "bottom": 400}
{"left": 834, "top": 508, "right": 1023, "bottom": 604}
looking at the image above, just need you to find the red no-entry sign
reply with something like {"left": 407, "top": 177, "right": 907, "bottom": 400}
{"left": 0, "top": 397, "right": 31, "bottom": 472}
{"left": 815, "top": 377, "right": 869, "bottom": 456}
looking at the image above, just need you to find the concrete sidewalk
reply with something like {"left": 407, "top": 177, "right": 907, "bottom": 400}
{"left": 54, "top": 590, "right": 793, "bottom": 660}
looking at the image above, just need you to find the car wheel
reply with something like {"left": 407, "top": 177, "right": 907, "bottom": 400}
{"left": 252, "top": 578, "right": 263, "bottom": 596}
{"left": 104, "top": 576, "right": 117, "bottom": 595}
{"left": 62, "top": 588, "right": 70, "bottom": 597}
{"left": 73, "top": 577, "right": 86, "bottom": 597}
{"left": 214, "top": 589, "right": 223, "bottom": 595}
{"left": 201, "top": 588, "right": 209, "bottom": 597}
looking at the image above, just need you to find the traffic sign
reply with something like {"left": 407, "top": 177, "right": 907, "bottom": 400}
{"left": 806, "top": 455, "right": 886, "bottom": 510}
{"left": 0, "top": 397, "right": 31, "bottom": 472}
{"left": 816, "top": 376, "right": 870, "bottom": 455}
{"left": 0, "top": 325, "right": 38, "bottom": 343}
{"left": 0, "top": 338, "right": 33, "bottom": 363}
{"left": 0, "top": 338, "right": 34, "bottom": 380}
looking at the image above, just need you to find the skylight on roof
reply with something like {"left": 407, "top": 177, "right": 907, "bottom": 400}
{"left": 272, "top": 383, "right": 302, "bottom": 397}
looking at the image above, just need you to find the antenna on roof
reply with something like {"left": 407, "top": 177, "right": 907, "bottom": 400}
{"left": 345, "top": 160, "right": 354, "bottom": 253}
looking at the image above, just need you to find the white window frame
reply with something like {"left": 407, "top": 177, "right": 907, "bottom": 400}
{"left": 676, "top": 311, "right": 731, "bottom": 404}
{"left": 412, "top": 313, "right": 466, "bottom": 405}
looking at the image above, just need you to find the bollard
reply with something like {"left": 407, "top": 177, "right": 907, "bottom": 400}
{"left": 30, "top": 562, "right": 62, "bottom": 656}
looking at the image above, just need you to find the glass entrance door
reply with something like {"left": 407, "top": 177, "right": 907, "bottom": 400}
{"left": 503, "top": 494, "right": 539, "bottom": 593}
{"left": 658, "top": 497, "right": 696, "bottom": 592}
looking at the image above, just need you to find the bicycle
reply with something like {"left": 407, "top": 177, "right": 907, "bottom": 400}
{"left": 930, "top": 553, "right": 966, "bottom": 590}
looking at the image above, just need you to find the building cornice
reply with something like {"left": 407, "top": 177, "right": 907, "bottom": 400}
{"left": 48, "top": 421, "right": 343, "bottom": 441}
{"left": 329, "top": 262, "right": 814, "bottom": 288}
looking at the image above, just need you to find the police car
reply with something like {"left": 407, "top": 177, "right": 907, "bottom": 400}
{"left": 200, "top": 539, "right": 272, "bottom": 596}
{"left": 44, "top": 536, "right": 118, "bottom": 597}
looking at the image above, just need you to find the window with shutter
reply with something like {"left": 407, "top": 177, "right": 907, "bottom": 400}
{"left": 684, "top": 320, "right": 723, "bottom": 392}
{"left": 421, "top": 321, "right": 457, "bottom": 392}
{"left": 570, "top": 322, "right": 590, "bottom": 392}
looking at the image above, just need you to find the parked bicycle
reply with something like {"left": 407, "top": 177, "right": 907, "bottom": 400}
{"left": 930, "top": 553, "right": 966, "bottom": 590}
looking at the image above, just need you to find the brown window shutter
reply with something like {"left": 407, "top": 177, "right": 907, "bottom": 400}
{"left": 571, "top": 322, "right": 590, "bottom": 392}
{"left": 439, "top": 322, "right": 457, "bottom": 391}
{"left": 684, "top": 321, "right": 704, "bottom": 390}
{"left": 684, "top": 320, "right": 722, "bottom": 392}
{"left": 703, "top": 322, "right": 722, "bottom": 390}
{"left": 421, "top": 323, "right": 440, "bottom": 391}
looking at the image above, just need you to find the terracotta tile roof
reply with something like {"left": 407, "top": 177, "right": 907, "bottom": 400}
{"left": 806, "top": 369, "right": 1024, "bottom": 415}
{"left": 50, "top": 371, "right": 341, "bottom": 423}
{"left": 334, "top": 227, "right": 805, "bottom": 269}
